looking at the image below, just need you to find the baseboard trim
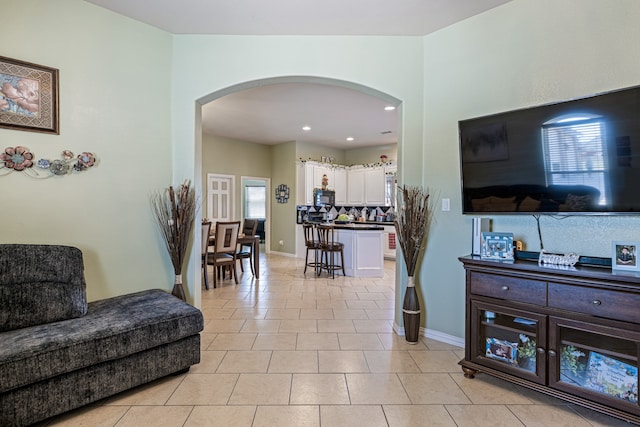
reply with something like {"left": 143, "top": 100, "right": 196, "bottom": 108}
{"left": 393, "top": 322, "right": 465, "bottom": 348}
{"left": 268, "top": 250, "right": 297, "bottom": 258}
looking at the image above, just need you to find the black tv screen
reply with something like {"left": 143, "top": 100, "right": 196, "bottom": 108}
{"left": 459, "top": 85, "right": 640, "bottom": 215}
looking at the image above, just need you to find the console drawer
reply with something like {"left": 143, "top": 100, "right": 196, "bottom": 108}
{"left": 548, "top": 282, "right": 640, "bottom": 324}
{"left": 469, "top": 271, "right": 547, "bottom": 305}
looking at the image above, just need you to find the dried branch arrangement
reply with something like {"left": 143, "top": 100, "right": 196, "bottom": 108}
{"left": 150, "top": 180, "right": 197, "bottom": 276}
{"left": 394, "top": 185, "right": 433, "bottom": 276}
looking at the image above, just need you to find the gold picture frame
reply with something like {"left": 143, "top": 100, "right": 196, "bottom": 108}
{"left": 0, "top": 56, "right": 59, "bottom": 134}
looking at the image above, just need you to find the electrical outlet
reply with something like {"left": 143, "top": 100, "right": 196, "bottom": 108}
{"left": 442, "top": 198, "right": 450, "bottom": 211}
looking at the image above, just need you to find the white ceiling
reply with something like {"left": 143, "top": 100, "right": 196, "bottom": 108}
{"left": 85, "top": 0, "right": 512, "bottom": 148}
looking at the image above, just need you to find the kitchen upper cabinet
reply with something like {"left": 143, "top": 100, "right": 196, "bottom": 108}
{"left": 313, "top": 164, "right": 334, "bottom": 190}
{"left": 334, "top": 168, "right": 347, "bottom": 205}
{"left": 347, "top": 168, "right": 366, "bottom": 205}
{"left": 296, "top": 163, "right": 314, "bottom": 205}
{"left": 348, "top": 166, "right": 386, "bottom": 206}
{"left": 365, "top": 167, "right": 385, "bottom": 205}
{"left": 298, "top": 161, "right": 388, "bottom": 206}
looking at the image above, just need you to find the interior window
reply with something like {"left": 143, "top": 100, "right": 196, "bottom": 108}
{"left": 542, "top": 114, "right": 608, "bottom": 206}
{"left": 245, "top": 186, "right": 266, "bottom": 218}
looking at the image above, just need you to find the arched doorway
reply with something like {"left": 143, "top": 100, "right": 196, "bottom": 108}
{"left": 194, "top": 75, "right": 402, "bottom": 307}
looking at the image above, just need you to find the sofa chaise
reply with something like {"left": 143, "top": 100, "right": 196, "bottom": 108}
{"left": 0, "top": 244, "right": 204, "bottom": 426}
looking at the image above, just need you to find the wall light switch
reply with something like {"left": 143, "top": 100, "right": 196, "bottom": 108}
{"left": 442, "top": 198, "right": 450, "bottom": 211}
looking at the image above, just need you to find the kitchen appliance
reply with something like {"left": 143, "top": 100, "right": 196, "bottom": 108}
{"left": 306, "top": 211, "right": 325, "bottom": 222}
{"left": 313, "top": 189, "right": 335, "bottom": 207}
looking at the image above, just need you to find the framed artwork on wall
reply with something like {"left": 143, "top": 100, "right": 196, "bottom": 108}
{"left": 0, "top": 56, "right": 59, "bottom": 134}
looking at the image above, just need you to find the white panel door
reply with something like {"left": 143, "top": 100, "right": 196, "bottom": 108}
{"left": 207, "top": 173, "right": 235, "bottom": 223}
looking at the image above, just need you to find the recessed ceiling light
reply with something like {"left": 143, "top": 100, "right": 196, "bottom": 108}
{"left": 346, "top": 137, "right": 354, "bottom": 141}
{"left": 302, "top": 126, "right": 311, "bottom": 131}
{"left": 384, "top": 106, "right": 396, "bottom": 111}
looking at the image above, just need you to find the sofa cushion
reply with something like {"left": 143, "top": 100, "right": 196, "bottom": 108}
{"left": 471, "top": 196, "right": 516, "bottom": 212}
{"left": 0, "top": 244, "right": 87, "bottom": 332}
{"left": 0, "top": 289, "right": 204, "bottom": 394}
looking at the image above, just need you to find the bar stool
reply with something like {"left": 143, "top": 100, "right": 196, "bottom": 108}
{"left": 316, "top": 224, "right": 345, "bottom": 278}
{"left": 303, "top": 223, "right": 322, "bottom": 275}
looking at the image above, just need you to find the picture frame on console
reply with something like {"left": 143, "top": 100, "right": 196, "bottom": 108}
{"left": 612, "top": 241, "right": 639, "bottom": 271}
{"left": 481, "top": 232, "right": 514, "bottom": 260}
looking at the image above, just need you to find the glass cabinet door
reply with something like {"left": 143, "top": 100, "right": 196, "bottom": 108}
{"left": 471, "top": 301, "right": 546, "bottom": 384}
{"left": 549, "top": 317, "right": 639, "bottom": 417}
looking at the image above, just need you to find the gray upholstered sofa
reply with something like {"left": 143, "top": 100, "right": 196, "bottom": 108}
{"left": 0, "top": 244, "right": 204, "bottom": 426}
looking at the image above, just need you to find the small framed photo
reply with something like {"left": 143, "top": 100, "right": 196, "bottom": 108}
{"left": 481, "top": 232, "right": 514, "bottom": 260}
{"left": 485, "top": 337, "right": 518, "bottom": 366}
{"left": 0, "top": 56, "right": 59, "bottom": 134}
{"left": 612, "top": 241, "right": 639, "bottom": 271}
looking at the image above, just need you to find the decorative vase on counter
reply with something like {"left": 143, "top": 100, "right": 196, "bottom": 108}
{"left": 402, "top": 276, "right": 420, "bottom": 343}
{"left": 172, "top": 274, "right": 186, "bottom": 301}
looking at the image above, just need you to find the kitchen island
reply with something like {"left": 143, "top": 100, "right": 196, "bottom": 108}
{"left": 328, "top": 222, "right": 385, "bottom": 278}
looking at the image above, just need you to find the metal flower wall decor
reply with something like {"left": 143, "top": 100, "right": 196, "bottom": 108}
{"left": 0, "top": 146, "right": 96, "bottom": 178}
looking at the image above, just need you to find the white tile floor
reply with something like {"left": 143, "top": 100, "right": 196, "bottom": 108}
{"left": 43, "top": 251, "right": 630, "bottom": 426}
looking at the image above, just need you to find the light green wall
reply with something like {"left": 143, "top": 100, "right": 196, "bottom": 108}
{"left": 271, "top": 141, "right": 297, "bottom": 253}
{"left": 1, "top": 0, "right": 173, "bottom": 302}
{"left": 419, "top": 0, "right": 640, "bottom": 338}
{"left": 296, "top": 141, "right": 346, "bottom": 165}
{"left": 6, "top": 0, "right": 639, "bottom": 341}
{"left": 201, "top": 133, "right": 272, "bottom": 219}
{"left": 172, "top": 37, "right": 425, "bottom": 305}
{"left": 344, "top": 144, "right": 397, "bottom": 165}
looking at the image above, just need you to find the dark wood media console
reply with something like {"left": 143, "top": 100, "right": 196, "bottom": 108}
{"left": 459, "top": 256, "right": 640, "bottom": 424}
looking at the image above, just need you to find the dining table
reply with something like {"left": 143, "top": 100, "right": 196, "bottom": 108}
{"left": 209, "top": 233, "right": 260, "bottom": 279}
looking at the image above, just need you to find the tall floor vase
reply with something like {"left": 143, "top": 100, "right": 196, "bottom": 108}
{"left": 172, "top": 274, "right": 186, "bottom": 301}
{"left": 402, "top": 276, "right": 420, "bottom": 343}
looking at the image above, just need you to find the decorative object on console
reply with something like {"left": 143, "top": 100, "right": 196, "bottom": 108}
{"left": 471, "top": 217, "right": 491, "bottom": 256}
{"left": 1, "top": 147, "right": 97, "bottom": 177}
{"left": 517, "top": 333, "right": 537, "bottom": 372}
{"left": 480, "top": 232, "right": 514, "bottom": 260}
{"left": 0, "top": 56, "right": 59, "bottom": 134}
{"left": 394, "top": 185, "right": 433, "bottom": 343}
{"left": 612, "top": 241, "right": 639, "bottom": 271}
{"left": 538, "top": 250, "right": 580, "bottom": 267}
{"left": 275, "top": 184, "right": 290, "bottom": 203}
{"left": 150, "top": 180, "right": 197, "bottom": 301}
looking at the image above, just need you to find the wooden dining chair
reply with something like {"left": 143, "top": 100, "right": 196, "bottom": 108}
{"left": 207, "top": 221, "right": 240, "bottom": 287}
{"left": 316, "top": 224, "right": 345, "bottom": 279}
{"left": 201, "top": 221, "right": 212, "bottom": 290}
{"left": 236, "top": 218, "right": 259, "bottom": 275}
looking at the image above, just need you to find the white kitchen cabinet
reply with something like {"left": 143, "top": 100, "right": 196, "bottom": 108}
{"left": 313, "top": 164, "right": 334, "bottom": 190}
{"left": 334, "top": 168, "right": 347, "bottom": 205}
{"left": 336, "top": 227, "right": 384, "bottom": 277}
{"left": 298, "top": 161, "right": 385, "bottom": 206}
{"left": 364, "top": 167, "right": 385, "bottom": 205}
{"left": 348, "top": 166, "right": 386, "bottom": 206}
{"left": 347, "top": 168, "right": 366, "bottom": 205}
{"left": 297, "top": 162, "right": 333, "bottom": 205}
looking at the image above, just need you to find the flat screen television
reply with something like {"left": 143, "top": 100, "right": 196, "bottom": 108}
{"left": 459, "top": 84, "right": 640, "bottom": 215}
